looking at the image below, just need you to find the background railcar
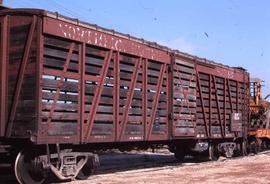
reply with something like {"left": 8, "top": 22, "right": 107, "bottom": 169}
{"left": 0, "top": 8, "right": 250, "bottom": 184}
{"left": 169, "top": 54, "right": 249, "bottom": 159}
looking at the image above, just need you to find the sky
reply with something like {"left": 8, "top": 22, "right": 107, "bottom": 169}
{"left": 4, "top": 0, "right": 270, "bottom": 95}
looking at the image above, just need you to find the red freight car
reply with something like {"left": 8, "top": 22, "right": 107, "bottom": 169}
{"left": 0, "top": 8, "right": 250, "bottom": 184}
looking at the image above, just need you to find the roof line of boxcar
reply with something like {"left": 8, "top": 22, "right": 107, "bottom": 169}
{"left": 0, "top": 8, "right": 247, "bottom": 72}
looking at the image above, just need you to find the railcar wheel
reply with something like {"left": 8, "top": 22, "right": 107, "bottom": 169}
{"left": 209, "top": 144, "right": 218, "bottom": 161}
{"left": 240, "top": 141, "right": 246, "bottom": 156}
{"left": 249, "top": 140, "right": 261, "bottom": 154}
{"left": 15, "top": 150, "right": 46, "bottom": 184}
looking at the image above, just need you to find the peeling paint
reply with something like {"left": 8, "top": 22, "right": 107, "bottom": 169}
{"left": 46, "top": 19, "right": 170, "bottom": 63}
{"left": 217, "top": 68, "right": 235, "bottom": 79}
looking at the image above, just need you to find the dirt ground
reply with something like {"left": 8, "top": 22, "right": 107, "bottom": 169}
{"left": 70, "top": 152, "right": 270, "bottom": 184}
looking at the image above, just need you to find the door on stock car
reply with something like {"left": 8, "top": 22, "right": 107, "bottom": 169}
{"left": 172, "top": 58, "right": 197, "bottom": 138}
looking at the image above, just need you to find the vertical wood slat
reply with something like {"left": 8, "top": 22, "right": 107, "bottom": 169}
{"left": 147, "top": 64, "right": 166, "bottom": 140}
{"left": 6, "top": 16, "right": 37, "bottom": 137}
{"left": 46, "top": 42, "right": 75, "bottom": 125}
{"left": 114, "top": 52, "right": 120, "bottom": 141}
{"left": 0, "top": 16, "right": 8, "bottom": 136}
{"left": 84, "top": 50, "right": 113, "bottom": 142}
{"left": 119, "top": 58, "right": 142, "bottom": 141}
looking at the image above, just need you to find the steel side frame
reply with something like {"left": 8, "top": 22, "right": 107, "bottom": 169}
{"left": 80, "top": 43, "right": 86, "bottom": 143}
{"left": 114, "top": 52, "right": 120, "bottom": 141}
{"left": 0, "top": 16, "right": 8, "bottom": 137}
{"left": 143, "top": 59, "right": 148, "bottom": 140}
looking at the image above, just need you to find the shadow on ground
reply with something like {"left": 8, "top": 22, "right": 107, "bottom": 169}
{"left": 0, "top": 151, "right": 209, "bottom": 184}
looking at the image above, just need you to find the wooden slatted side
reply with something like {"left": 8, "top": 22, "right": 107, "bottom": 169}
{"left": 6, "top": 16, "right": 38, "bottom": 137}
{"left": 79, "top": 51, "right": 169, "bottom": 142}
{"left": 173, "top": 59, "right": 196, "bottom": 137}
{"left": 41, "top": 35, "right": 80, "bottom": 137}
{"left": 147, "top": 60, "right": 168, "bottom": 139}
{"left": 38, "top": 14, "right": 171, "bottom": 143}
{"left": 83, "top": 46, "right": 113, "bottom": 138}
{"left": 40, "top": 34, "right": 170, "bottom": 143}
{"left": 120, "top": 56, "right": 142, "bottom": 136}
{"left": 196, "top": 72, "right": 247, "bottom": 138}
